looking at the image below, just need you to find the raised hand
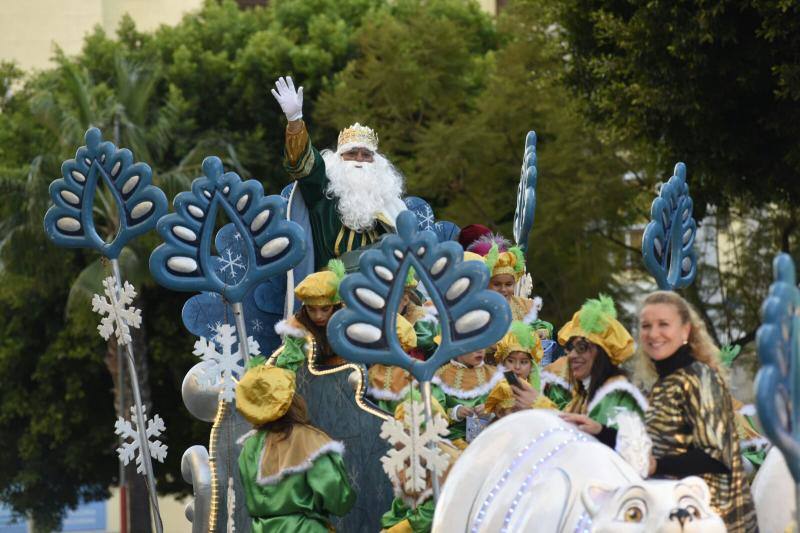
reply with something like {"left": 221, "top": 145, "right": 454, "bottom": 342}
{"left": 270, "top": 76, "right": 304, "bottom": 121}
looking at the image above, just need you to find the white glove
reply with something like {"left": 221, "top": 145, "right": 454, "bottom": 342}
{"left": 271, "top": 76, "right": 304, "bottom": 121}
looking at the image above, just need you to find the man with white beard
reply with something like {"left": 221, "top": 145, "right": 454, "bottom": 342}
{"left": 271, "top": 76, "right": 408, "bottom": 271}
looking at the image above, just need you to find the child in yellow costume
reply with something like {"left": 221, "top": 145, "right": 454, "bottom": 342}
{"left": 469, "top": 237, "right": 538, "bottom": 323}
{"left": 367, "top": 315, "right": 419, "bottom": 414}
{"left": 380, "top": 394, "right": 460, "bottom": 533}
{"left": 251, "top": 259, "right": 346, "bottom": 371}
{"left": 236, "top": 365, "right": 356, "bottom": 532}
{"left": 485, "top": 321, "right": 557, "bottom": 418}
{"left": 431, "top": 346, "right": 502, "bottom": 448}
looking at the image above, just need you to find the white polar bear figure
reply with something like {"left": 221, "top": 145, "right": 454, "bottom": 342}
{"left": 433, "top": 410, "right": 726, "bottom": 533}
{"left": 752, "top": 447, "right": 796, "bottom": 533}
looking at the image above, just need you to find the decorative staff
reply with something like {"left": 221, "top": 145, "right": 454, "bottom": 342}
{"left": 149, "top": 155, "right": 305, "bottom": 532}
{"left": 641, "top": 162, "right": 698, "bottom": 290}
{"left": 513, "top": 131, "right": 538, "bottom": 254}
{"left": 43, "top": 127, "right": 168, "bottom": 533}
{"left": 327, "top": 210, "right": 512, "bottom": 499}
{"left": 755, "top": 253, "right": 800, "bottom": 527}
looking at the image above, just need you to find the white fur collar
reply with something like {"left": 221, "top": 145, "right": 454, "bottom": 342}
{"left": 432, "top": 369, "right": 505, "bottom": 399}
{"left": 740, "top": 437, "right": 770, "bottom": 451}
{"left": 737, "top": 403, "right": 756, "bottom": 417}
{"left": 418, "top": 305, "right": 439, "bottom": 325}
{"left": 255, "top": 439, "right": 345, "bottom": 486}
{"left": 587, "top": 379, "right": 649, "bottom": 415}
{"left": 521, "top": 296, "right": 543, "bottom": 323}
{"left": 275, "top": 318, "right": 307, "bottom": 339}
{"left": 367, "top": 383, "right": 413, "bottom": 402}
{"left": 540, "top": 371, "right": 571, "bottom": 391}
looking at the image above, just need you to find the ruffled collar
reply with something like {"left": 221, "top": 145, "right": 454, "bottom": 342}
{"left": 654, "top": 344, "right": 694, "bottom": 378}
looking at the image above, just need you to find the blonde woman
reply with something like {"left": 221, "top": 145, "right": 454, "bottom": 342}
{"left": 639, "top": 291, "right": 757, "bottom": 533}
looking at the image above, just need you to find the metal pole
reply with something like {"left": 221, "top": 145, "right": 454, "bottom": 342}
{"left": 421, "top": 381, "right": 441, "bottom": 501}
{"left": 231, "top": 301, "right": 250, "bottom": 364}
{"left": 111, "top": 259, "right": 163, "bottom": 533}
{"left": 118, "top": 341, "right": 127, "bottom": 533}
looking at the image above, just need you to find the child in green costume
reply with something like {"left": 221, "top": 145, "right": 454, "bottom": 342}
{"left": 236, "top": 365, "right": 355, "bottom": 532}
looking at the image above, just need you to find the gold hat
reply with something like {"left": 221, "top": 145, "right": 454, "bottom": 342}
{"left": 337, "top": 123, "right": 379, "bottom": 153}
{"left": 495, "top": 321, "right": 544, "bottom": 364}
{"left": 557, "top": 294, "right": 634, "bottom": 365}
{"left": 294, "top": 259, "right": 345, "bottom": 306}
{"left": 485, "top": 244, "right": 526, "bottom": 281}
{"left": 463, "top": 251, "right": 485, "bottom": 262}
{"left": 235, "top": 366, "right": 296, "bottom": 426}
{"left": 396, "top": 314, "right": 417, "bottom": 352}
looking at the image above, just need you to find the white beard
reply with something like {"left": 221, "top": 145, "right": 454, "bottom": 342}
{"left": 322, "top": 149, "right": 405, "bottom": 232}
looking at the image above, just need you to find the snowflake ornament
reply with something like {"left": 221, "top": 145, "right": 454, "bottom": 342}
{"left": 115, "top": 406, "right": 168, "bottom": 474}
{"left": 193, "top": 323, "right": 260, "bottom": 402}
{"left": 217, "top": 248, "right": 245, "bottom": 279}
{"left": 380, "top": 399, "right": 449, "bottom": 495}
{"left": 91, "top": 276, "right": 142, "bottom": 346}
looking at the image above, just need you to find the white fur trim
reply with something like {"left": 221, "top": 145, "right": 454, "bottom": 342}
{"left": 432, "top": 370, "right": 505, "bottom": 400}
{"left": 418, "top": 305, "right": 439, "bottom": 325}
{"left": 522, "top": 296, "right": 543, "bottom": 324}
{"left": 450, "top": 405, "right": 464, "bottom": 421}
{"left": 367, "top": 383, "right": 411, "bottom": 402}
{"left": 236, "top": 429, "right": 257, "bottom": 446}
{"left": 740, "top": 437, "right": 770, "bottom": 451}
{"left": 256, "top": 440, "right": 346, "bottom": 486}
{"left": 274, "top": 319, "right": 306, "bottom": 339}
{"left": 738, "top": 404, "right": 756, "bottom": 417}
{"left": 540, "top": 371, "right": 571, "bottom": 391}
{"left": 587, "top": 379, "right": 649, "bottom": 415}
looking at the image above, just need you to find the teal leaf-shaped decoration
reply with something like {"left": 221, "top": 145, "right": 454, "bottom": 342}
{"left": 43, "top": 127, "right": 167, "bottom": 259}
{"left": 755, "top": 253, "right": 800, "bottom": 482}
{"left": 148, "top": 156, "right": 306, "bottom": 303}
{"left": 641, "top": 162, "right": 697, "bottom": 290}
{"left": 327, "top": 211, "right": 512, "bottom": 382}
{"left": 513, "top": 131, "right": 537, "bottom": 251}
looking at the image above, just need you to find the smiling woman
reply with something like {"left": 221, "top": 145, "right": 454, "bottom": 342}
{"left": 639, "top": 291, "right": 757, "bottom": 533}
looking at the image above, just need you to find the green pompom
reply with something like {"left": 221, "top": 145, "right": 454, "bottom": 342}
{"left": 327, "top": 259, "right": 346, "bottom": 302}
{"left": 509, "top": 320, "right": 536, "bottom": 351}
{"left": 529, "top": 319, "right": 554, "bottom": 338}
{"left": 578, "top": 294, "right": 617, "bottom": 334}
{"left": 485, "top": 243, "right": 500, "bottom": 274}
{"left": 509, "top": 246, "right": 526, "bottom": 273}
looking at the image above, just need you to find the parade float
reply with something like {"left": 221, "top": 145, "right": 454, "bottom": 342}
{"left": 42, "top": 96, "right": 797, "bottom": 531}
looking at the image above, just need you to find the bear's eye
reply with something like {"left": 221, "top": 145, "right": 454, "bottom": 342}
{"left": 686, "top": 505, "right": 701, "bottom": 519}
{"left": 624, "top": 507, "right": 644, "bottom": 523}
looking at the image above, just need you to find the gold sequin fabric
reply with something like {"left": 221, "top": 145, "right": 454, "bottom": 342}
{"left": 646, "top": 361, "right": 757, "bottom": 533}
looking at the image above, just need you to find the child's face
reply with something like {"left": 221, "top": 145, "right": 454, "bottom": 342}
{"left": 488, "top": 274, "right": 516, "bottom": 300}
{"left": 457, "top": 348, "right": 486, "bottom": 367}
{"left": 503, "top": 351, "right": 532, "bottom": 381}
{"left": 306, "top": 304, "right": 334, "bottom": 327}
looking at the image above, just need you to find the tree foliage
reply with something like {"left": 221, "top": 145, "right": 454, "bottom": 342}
{"left": 556, "top": 0, "right": 800, "bottom": 212}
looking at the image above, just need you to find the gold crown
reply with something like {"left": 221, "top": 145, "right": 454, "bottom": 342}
{"left": 337, "top": 123, "right": 379, "bottom": 152}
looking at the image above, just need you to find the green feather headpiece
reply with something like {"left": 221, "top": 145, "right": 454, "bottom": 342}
{"left": 404, "top": 266, "right": 417, "bottom": 288}
{"left": 509, "top": 246, "right": 525, "bottom": 273}
{"left": 327, "top": 259, "right": 346, "bottom": 303}
{"left": 509, "top": 321, "right": 537, "bottom": 351}
{"left": 719, "top": 344, "right": 741, "bottom": 368}
{"left": 577, "top": 294, "right": 617, "bottom": 335}
{"left": 485, "top": 243, "right": 500, "bottom": 274}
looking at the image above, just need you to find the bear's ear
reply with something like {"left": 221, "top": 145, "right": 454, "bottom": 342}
{"left": 581, "top": 482, "right": 617, "bottom": 515}
{"left": 676, "top": 476, "right": 712, "bottom": 505}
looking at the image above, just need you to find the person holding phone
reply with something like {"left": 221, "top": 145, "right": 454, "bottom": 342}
{"left": 514, "top": 295, "right": 647, "bottom": 446}
{"left": 485, "top": 321, "right": 556, "bottom": 418}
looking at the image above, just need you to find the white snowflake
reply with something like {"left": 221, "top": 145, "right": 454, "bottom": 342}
{"left": 250, "top": 319, "right": 263, "bottom": 332}
{"left": 419, "top": 205, "right": 435, "bottom": 229}
{"left": 380, "top": 399, "right": 449, "bottom": 494}
{"left": 91, "top": 276, "right": 142, "bottom": 346}
{"left": 233, "top": 232, "right": 242, "bottom": 241}
{"left": 207, "top": 320, "right": 224, "bottom": 336}
{"left": 218, "top": 249, "right": 245, "bottom": 278}
{"left": 114, "top": 406, "right": 168, "bottom": 474}
{"left": 193, "top": 324, "right": 260, "bottom": 402}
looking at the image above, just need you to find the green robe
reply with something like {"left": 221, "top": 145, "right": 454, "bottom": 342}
{"left": 565, "top": 376, "right": 646, "bottom": 428}
{"left": 285, "top": 142, "right": 387, "bottom": 271}
{"left": 381, "top": 498, "right": 435, "bottom": 533}
{"left": 541, "top": 373, "right": 572, "bottom": 411}
{"left": 238, "top": 430, "right": 355, "bottom": 532}
{"left": 431, "top": 364, "right": 503, "bottom": 442}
